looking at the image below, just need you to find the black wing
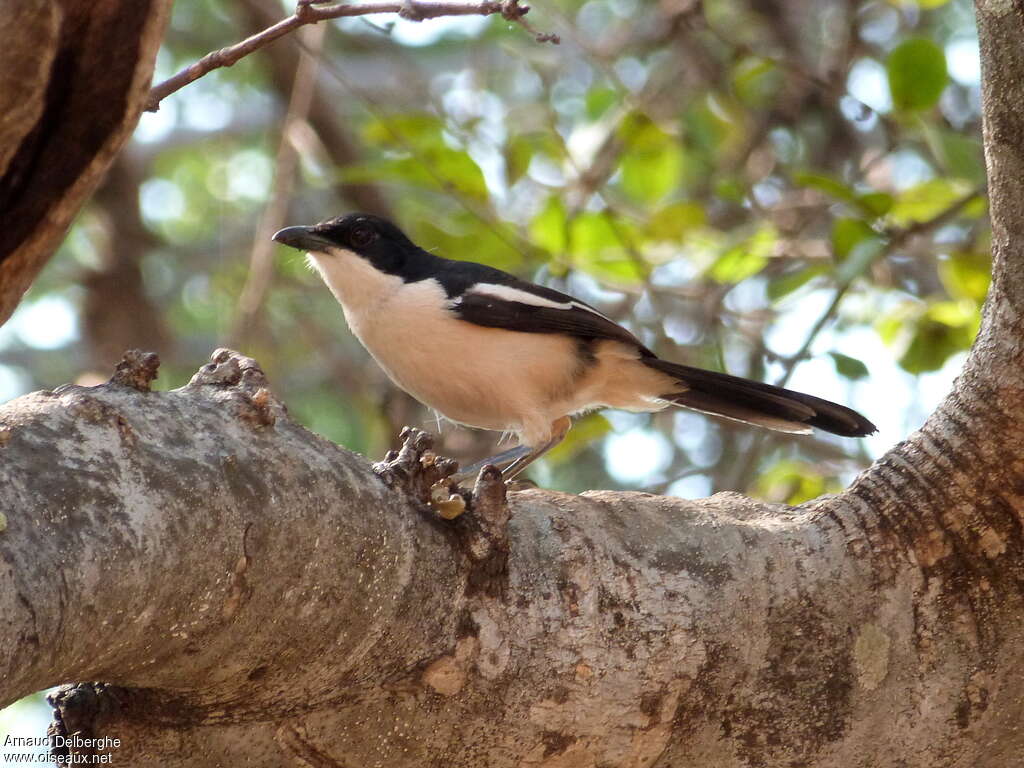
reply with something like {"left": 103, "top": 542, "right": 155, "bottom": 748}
{"left": 449, "top": 276, "right": 653, "bottom": 356}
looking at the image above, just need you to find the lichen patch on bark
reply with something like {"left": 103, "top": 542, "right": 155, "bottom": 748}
{"left": 853, "top": 622, "right": 891, "bottom": 692}
{"left": 422, "top": 636, "right": 478, "bottom": 696}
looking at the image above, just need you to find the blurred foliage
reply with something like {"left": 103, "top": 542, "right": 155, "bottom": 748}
{"left": 887, "top": 37, "right": 948, "bottom": 111}
{"left": 0, "top": 0, "right": 990, "bottom": 502}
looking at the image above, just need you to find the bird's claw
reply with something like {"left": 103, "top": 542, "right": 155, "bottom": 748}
{"left": 375, "top": 429, "right": 511, "bottom": 540}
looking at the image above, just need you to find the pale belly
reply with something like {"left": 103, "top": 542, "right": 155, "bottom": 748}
{"left": 354, "top": 295, "right": 582, "bottom": 435}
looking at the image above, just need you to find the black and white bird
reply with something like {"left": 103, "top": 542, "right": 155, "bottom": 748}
{"left": 273, "top": 213, "right": 875, "bottom": 480}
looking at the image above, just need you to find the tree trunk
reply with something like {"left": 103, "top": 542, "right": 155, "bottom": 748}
{"left": 0, "top": 0, "right": 172, "bottom": 325}
{"left": 1, "top": 1, "right": 1023, "bottom": 766}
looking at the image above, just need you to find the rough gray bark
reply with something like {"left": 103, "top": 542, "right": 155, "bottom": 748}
{"left": 4, "top": 329, "right": 1021, "bottom": 768}
{"left": 1, "top": 2, "right": 1023, "bottom": 767}
{"left": 0, "top": 0, "right": 172, "bottom": 325}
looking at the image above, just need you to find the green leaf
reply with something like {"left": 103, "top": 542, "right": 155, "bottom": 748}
{"left": 709, "top": 247, "right": 766, "bottom": 283}
{"left": 585, "top": 87, "right": 619, "bottom": 120}
{"left": 897, "top": 301, "right": 979, "bottom": 374}
{"left": 898, "top": 322, "right": 960, "bottom": 373}
{"left": 431, "top": 149, "right": 489, "bottom": 201}
{"left": 888, "top": 179, "right": 971, "bottom": 226}
{"left": 857, "top": 192, "right": 893, "bottom": 217}
{"left": 648, "top": 202, "right": 706, "bottom": 241}
{"left": 876, "top": 302, "right": 919, "bottom": 346}
{"left": 361, "top": 113, "right": 443, "bottom": 146}
{"left": 570, "top": 213, "right": 645, "bottom": 284}
{"left": 767, "top": 264, "right": 828, "bottom": 300}
{"left": 617, "top": 111, "right": 664, "bottom": 147}
{"left": 503, "top": 133, "right": 562, "bottom": 186}
{"left": 570, "top": 212, "right": 619, "bottom": 254}
{"left": 887, "top": 38, "right": 948, "bottom": 111}
{"left": 792, "top": 171, "right": 858, "bottom": 204}
{"left": 887, "top": 0, "right": 951, "bottom": 7}
{"left": 939, "top": 249, "right": 991, "bottom": 302}
{"left": 410, "top": 215, "right": 523, "bottom": 273}
{"left": 755, "top": 459, "right": 836, "bottom": 505}
{"left": 715, "top": 177, "right": 746, "bottom": 203}
{"left": 732, "top": 56, "right": 780, "bottom": 107}
{"left": 356, "top": 112, "right": 490, "bottom": 201}
{"left": 618, "top": 114, "right": 683, "bottom": 203}
{"left": 829, "top": 352, "right": 869, "bottom": 380}
{"left": 708, "top": 224, "right": 776, "bottom": 283}
{"left": 835, "top": 236, "right": 884, "bottom": 285}
{"left": 793, "top": 173, "right": 891, "bottom": 218}
{"left": 831, "top": 218, "right": 878, "bottom": 261}
{"left": 504, "top": 136, "right": 535, "bottom": 186}
{"left": 685, "top": 92, "right": 746, "bottom": 156}
{"left": 621, "top": 145, "right": 684, "bottom": 202}
{"left": 529, "top": 197, "right": 568, "bottom": 255}
{"left": 926, "top": 299, "right": 979, "bottom": 328}
{"left": 546, "top": 413, "right": 612, "bottom": 464}
{"left": 936, "top": 132, "right": 984, "bottom": 183}
{"left": 380, "top": 152, "right": 487, "bottom": 202}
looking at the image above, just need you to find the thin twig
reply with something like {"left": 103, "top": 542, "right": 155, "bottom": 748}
{"left": 774, "top": 187, "right": 984, "bottom": 387}
{"left": 225, "top": 23, "right": 326, "bottom": 349}
{"left": 146, "top": 0, "right": 557, "bottom": 112}
{"left": 725, "top": 186, "right": 985, "bottom": 491}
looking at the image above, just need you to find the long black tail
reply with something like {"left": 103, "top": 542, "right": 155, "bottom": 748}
{"left": 643, "top": 358, "right": 876, "bottom": 437}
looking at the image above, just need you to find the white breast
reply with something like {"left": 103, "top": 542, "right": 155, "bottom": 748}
{"left": 306, "top": 247, "right": 405, "bottom": 336}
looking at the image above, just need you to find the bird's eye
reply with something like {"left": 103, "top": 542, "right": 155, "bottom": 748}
{"left": 349, "top": 224, "right": 377, "bottom": 249}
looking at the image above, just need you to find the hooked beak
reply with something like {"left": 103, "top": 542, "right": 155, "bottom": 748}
{"left": 272, "top": 225, "right": 335, "bottom": 251}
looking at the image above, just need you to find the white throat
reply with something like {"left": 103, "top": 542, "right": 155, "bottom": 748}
{"left": 306, "top": 246, "right": 405, "bottom": 329}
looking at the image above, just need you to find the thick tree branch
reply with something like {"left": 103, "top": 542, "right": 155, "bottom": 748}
{"left": 974, "top": 0, "right": 1024, "bottom": 345}
{"left": 1, "top": 350, "right": 464, "bottom": 713}
{"left": 1, "top": 321, "right": 1022, "bottom": 768}
{"left": 0, "top": 0, "right": 173, "bottom": 326}
{"left": 0, "top": 1, "right": 59, "bottom": 176}
{"left": 145, "top": 0, "right": 558, "bottom": 113}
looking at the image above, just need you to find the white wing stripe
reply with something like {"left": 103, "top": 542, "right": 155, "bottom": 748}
{"left": 469, "top": 283, "right": 570, "bottom": 309}
{"left": 468, "top": 283, "right": 614, "bottom": 321}
{"left": 569, "top": 300, "right": 614, "bottom": 322}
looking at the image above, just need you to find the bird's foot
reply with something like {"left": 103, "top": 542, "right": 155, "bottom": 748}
{"left": 375, "top": 426, "right": 478, "bottom": 518}
{"left": 374, "top": 427, "right": 515, "bottom": 526}
{"left": 375, "top": 429, "right": 510, "bottom": 588}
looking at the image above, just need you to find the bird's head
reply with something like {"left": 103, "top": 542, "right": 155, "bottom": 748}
{"left": 272, "top": 213, "right": 416, "bottom": 276}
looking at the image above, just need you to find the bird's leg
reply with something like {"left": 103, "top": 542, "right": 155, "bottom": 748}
{"left": 452, "top": 444, "right": 533, "bottom": 483}
{"left": 501, "top": 416, "right": 572, "bottom": 481}
{"left": 451, "top": 417, "right": 572, "bottom": 485}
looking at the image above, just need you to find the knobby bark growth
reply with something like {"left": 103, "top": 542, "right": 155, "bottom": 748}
{"left": 1, "top": 1, "right": 1023, "bottom": 766}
